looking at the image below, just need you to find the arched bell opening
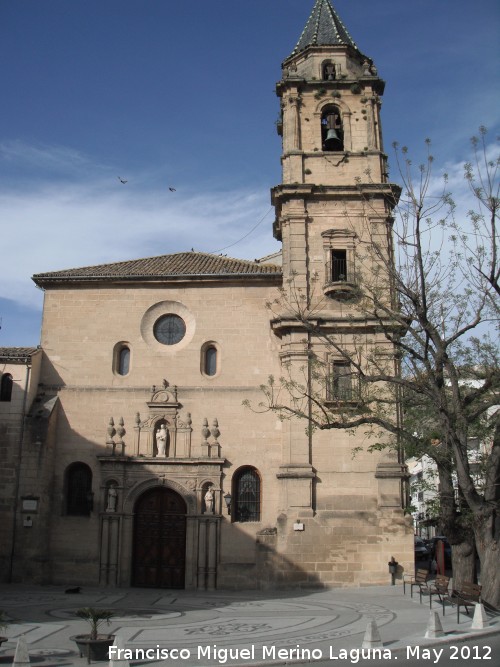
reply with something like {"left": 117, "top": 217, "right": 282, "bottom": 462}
{"left": 322, "top": 61, "right": 336, "bottom": 81}
{"left": 321, "top": 106, "right": 344, "bottom": 151}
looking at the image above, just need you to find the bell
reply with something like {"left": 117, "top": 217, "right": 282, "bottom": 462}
{"left": 324, "top": 128, "right": 342, "bottom": 151}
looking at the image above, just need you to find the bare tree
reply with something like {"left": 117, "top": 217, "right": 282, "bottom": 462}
{"left": 252, "top": 129, "right": 500, "bottom": 607}
{"left": 400, "top": 390, "right": 493, "bottom": 589}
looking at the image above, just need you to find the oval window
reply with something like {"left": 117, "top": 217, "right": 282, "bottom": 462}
{"left": 154, "top": 314, "right": 186, "bottom": 345}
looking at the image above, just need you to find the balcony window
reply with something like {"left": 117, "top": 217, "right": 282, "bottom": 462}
{"left": 328, "top": 361, "right": 355, "bottom": 402}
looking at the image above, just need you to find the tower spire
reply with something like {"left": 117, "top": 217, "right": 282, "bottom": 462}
{"left": 288, "top": 0, "right": 360, "bottom": 59}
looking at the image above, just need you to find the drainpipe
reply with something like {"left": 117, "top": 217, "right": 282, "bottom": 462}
{"left": 8, "top": 361, "right": 31, "bottom": 582}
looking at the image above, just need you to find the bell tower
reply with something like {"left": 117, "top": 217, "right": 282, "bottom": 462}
{"left": 270, "top": 0, "right": 411, "bottom": 585}
{"left": 273, "top": 0, "right": 394, "bottom": 293}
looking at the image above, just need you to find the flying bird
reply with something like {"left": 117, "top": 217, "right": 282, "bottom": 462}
{"left": 169, "top": 187, "right": 176, "bottom": 192}
{"left": 118, "top": 177, "right": 128, "bottom": 184}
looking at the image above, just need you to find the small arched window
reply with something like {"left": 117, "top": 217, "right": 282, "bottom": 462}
{"left": 204, "top": 346, "right": 217, "bottom": 376}
{"left": 65, "top": 463, "right": 93, "bottom": 516}
{"left": 232, "top": 467, "right": 261, "bottom": 523}
{"left": 201, "top": 342, "right": 219, "bottom": 377}
{"left": 321, "top": 106, "right": 343, "bottom": 151}
{"left": 118, "top": 346, "right": 130, "bottom": 376}
{"left": 113, "top": 342, "right": 131, "bottom": 376}
{"left": 0, "top": 374, "right": 13, "bottom": 402}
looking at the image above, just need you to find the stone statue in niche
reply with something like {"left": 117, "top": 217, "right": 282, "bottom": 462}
{"left": 204, "top": 486, "right": 214, "bottom": 514}
{"left": 156, "top": 424, "right": 168, "bottom": 457}
{"left": 106, "top": 485, "right": 118, "bottom": 512}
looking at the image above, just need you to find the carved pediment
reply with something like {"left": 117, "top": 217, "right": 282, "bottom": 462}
{"left": 321, "top": 228, "right": 357, "bottom": 240}
{"left": 133, "top": 383, "right": 193, "bottom": 457}
{"left": 148, "top": 379, "right": 179, "bottom": 408}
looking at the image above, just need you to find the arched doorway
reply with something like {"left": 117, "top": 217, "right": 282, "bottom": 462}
{"left": 132, "top": 487, "right": 187, "bottom": 588}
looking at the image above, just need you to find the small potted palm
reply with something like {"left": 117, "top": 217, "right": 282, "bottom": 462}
{"left": 70, "top": 607, "right": 115, "bottom": 663}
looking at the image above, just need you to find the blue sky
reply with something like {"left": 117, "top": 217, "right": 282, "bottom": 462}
{"left": 1, "top": 0, "right": 499, "bottom": 346}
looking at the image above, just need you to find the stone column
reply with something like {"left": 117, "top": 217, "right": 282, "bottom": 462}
{"left": 197, "top": 519, "right": 207, "bottom": 589}
{"left": 185, "top": 515, "right": 198, "bottom": 590}
{"left": 207, "top": 519, "right": 218, "bottom": 590}
{"left": 99, "top": 514, "right": 121, "bottom": 586}
{"left": 284, "top": 93, "right": 301, "bottom": 153}
{"left": 119, "top": 513, "right": 134, "bottom": 586}
{"left": 343, "top": 111, "right": 353, "bottom": 151}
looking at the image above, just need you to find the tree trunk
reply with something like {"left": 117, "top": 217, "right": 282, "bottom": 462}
{"left": 453, "top": 421, "right": 500, "bottom": 609}
{"left": 474, "top": 513, "right": 500, "bottom": 609}
{"left": 476, "top": 421, "right": 500, "bottom": 609}
{"left": 477, "top": 543, "right": 500, "bottom": 609}
{"left": 435, "top": 457, "right": 476, "bottom": 589}
{"left": 449, "top": 540, "right": 475, "bottom": 590}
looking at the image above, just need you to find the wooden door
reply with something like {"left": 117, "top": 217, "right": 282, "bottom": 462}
{"left": 132, "top": 487, "right": 187, "bottom": 588}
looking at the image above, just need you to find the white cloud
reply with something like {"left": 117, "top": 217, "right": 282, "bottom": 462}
{"left": 0, "top": 140, "right": 99, "bottom": 176}
{"left": 0, "top": 171, "right": 280, "bottom": 310}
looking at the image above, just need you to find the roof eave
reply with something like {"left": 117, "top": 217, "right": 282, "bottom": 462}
{"left": 0, "top": 347, "right": 41, "bottom": 362}
{"left": 33, "top": 272, "right": 283, "bottom": 288}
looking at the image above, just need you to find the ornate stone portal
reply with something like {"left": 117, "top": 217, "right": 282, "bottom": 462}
{"left": 97, "top": 382, "right": 224, "bottom": 590}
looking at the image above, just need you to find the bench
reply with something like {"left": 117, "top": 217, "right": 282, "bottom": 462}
{"left": 428, "top": 574, "right": 451, "bottom": 613}
{"left": 448, "top": 582, "right": 482, "bottom": 622}
{"left": 403, "top": 568, "right": 429, "bottom": 597}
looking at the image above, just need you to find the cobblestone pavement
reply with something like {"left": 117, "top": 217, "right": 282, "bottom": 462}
{"left": 0, "top": 584, "right": 498, "bottom": 666}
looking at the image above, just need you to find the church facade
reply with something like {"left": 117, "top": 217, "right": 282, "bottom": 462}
{"left": 0, "top": 0, "right": 413, "bottom": 590}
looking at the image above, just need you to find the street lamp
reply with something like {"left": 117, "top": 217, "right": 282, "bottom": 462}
{"left": 223, "top": 493, "right": 231, "bottom": 515}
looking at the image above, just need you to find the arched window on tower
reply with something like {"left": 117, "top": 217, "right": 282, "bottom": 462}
{"left": 321, "top": 106, "right": 343, "bottom": 151}
{"left": 65, "top": 463, "right": 93, "bottom": 516}
{"left": 322, "top": 62, "right": 336, "bottom": 81}
{"left": 232, "top": 466, "right": 261, "bottom": 522}
{"left": 0, "top": 373, "right": 13, "bottom": 402}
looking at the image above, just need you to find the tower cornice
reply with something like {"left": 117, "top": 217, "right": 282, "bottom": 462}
{"left": 271, "top": 183, "right": 401, "bottom": 205}
{"left": 276, "top": 74, "right": 385, "bottom": 98}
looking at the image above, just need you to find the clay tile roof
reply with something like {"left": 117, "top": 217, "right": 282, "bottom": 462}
{"left": 32, "top": 251, "right": 282, "bottom": 286}
{"left": 288, "top": 0, "right": 360, "bottom": 58}
{"left": 0, "top": 347, "right": 40, "bottom": 361}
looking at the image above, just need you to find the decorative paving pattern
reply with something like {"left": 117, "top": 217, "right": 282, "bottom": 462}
{"left": 48, "top": 607, "right": 179, "bottom": 622}
{"left": 116, "top": 600, "right": 394, "bottom": 650}
{"left": 29, "top": 650, "right": 73, "bottom": 657}
{"left": 183, "top": 621, "right": 276, "bottom": 637}
{"left": 0, "top": 594, "right": 63, "bottom": 607}
{"left": 2, "top": 623, "right": 66, "bottom": 644}
{"left": 215, "top": 600, "right": 321, "bottom": 612}
{"left": 0, "top": 589, "right": 405, "bottom": 666}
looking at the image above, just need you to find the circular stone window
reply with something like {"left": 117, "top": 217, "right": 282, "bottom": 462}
{"left": 153, "top": 314, "right": 186, "bottom": 345}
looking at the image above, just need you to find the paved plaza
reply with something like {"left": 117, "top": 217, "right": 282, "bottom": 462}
{"left": 0, "top": 583, "right": 498, "bottom": 666}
